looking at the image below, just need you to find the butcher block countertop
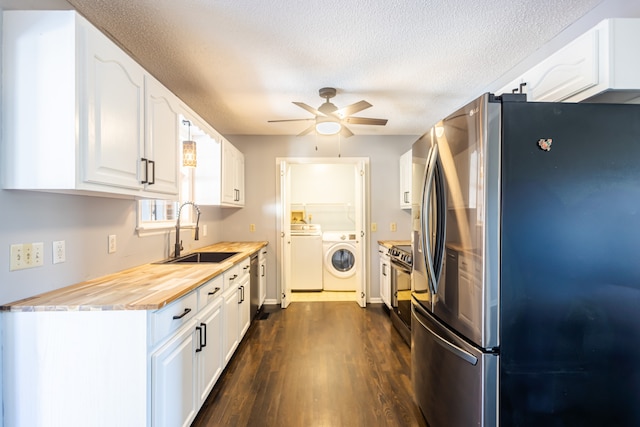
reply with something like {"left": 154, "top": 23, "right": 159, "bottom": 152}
{"left": 378, "top": 240, "right": 411, "bottom": 249}
{"left": 1, "top": 241, "right": 268, "bottom": 312}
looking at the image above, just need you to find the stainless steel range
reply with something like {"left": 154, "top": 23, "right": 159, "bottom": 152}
{"left": 389, "top": 244, "right": 412, "bottom": 345}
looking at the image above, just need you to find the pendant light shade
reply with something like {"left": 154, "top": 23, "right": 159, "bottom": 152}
{"left": 182, "top": 120, "right": 197, "bottom": 167}
{"left": 182, "top": 140, "right": 197, "bottom": 167}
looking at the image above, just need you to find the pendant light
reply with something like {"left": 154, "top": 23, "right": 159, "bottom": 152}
{"left": 182, "top": 120, "right": 197, "bottom": 167}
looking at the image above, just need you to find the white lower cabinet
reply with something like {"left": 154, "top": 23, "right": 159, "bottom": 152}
{"left": 222, "top": 257, "right": 251, "bottom": 364}
{"left": 259, "top": 248, "right": 267, "bottom": 307}
{"left": 238, "top": 273, "right": 251, "bottom": 338}
{"left": 379, "top": 245, "right": 391, "bottom": 309}
{"left": 151, "top": 317, "right": 198, "bottom": 427}
{"left": 151, "top": 294, "right": 224, "bottom": 427}
{"left": 197, "top": 299, "right": 224, "bottom": 404}
{"left": 1, "top": 254, "right": 260, "bottom": 427}
{"left": 222, "top": 284, "right": 241, "bottom": 364}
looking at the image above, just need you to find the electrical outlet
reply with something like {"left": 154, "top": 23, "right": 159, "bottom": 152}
{"left": 53, "top": 240, "right": 66, "bottom": 264}
{"left": 23, "top": 243, "right": 33, "bottom": 266}
{"left": 249, "top": 224, "right": 256, "bottom": 232}
{"left": 108, "top": 235, "right": 117, "bottom": 254}
{"left": 390, "top": 222, "right": 397, "bottom": 232}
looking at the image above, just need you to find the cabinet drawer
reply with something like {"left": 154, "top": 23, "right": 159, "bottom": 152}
{"left": 238, "top": 257, "right": 251, "bottom": 280}
{"left": 223, "top": 265, "right": 240, "bottom": 291}
{"left": 198, "top": 275, "right": 223, "bottom": 310}
{"left": 150, "top": 291, "right": 198, "bottom": 346}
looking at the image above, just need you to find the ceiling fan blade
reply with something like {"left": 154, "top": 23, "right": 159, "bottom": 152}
{"left": 268, "top": 118, "right": 315, "bottom": 123}
{"left": 333, "top": 100, "right": 372, "bottom": 118}
{"left": 297, "top": 124, "right": 316, "bottom": 136}
{"left": 344, "top": 117, "right": 388, "bottom": 126}
{"left": 293, "top": 102, "right": 324, "bottom": 117}
{"left": 340, "top": 125, "right": 354, "bottom": 138}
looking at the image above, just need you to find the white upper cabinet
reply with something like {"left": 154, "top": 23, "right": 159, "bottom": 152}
{"left": 221, "top": 140, "right": 245, "bottom": 207}
{"left": 188, "top": 106, "right": 245, "bottom": 208}
{"left": 84, "top": 20, "right": 146, "bottom": 191}
{"left": 498, "top": 19, "right": 640, "bottom": 103}
{"left": 144, "top": 75, "right": 180, "bottom": 195}
{"left": 399, "top": 149, "right": 412, "bottom": 210}
{"left": 2, "top": 10, "right": 179, "bottom": 198}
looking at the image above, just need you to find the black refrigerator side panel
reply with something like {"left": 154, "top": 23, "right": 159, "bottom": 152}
{"left": 500, "top": 101, "right": 640, "bottom": 426}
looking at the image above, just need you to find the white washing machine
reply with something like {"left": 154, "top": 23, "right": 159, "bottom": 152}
{"left": 291, "top": 224, "right": 323, "bottom": 291}
{"left": 322, "top": 231, "right": 358, "bottom": 291}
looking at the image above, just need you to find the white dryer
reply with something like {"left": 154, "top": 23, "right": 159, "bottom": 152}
{"left": 322, "top": 231, "right": 358, "bottom": 291}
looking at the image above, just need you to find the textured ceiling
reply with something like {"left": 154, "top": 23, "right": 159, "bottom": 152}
{"left": 1, "top": 0, "right": 631, "bottom": 137}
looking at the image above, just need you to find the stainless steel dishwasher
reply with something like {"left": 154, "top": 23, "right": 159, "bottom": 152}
{"left": 250, "top": 253, "right": 260, "bottom": 321}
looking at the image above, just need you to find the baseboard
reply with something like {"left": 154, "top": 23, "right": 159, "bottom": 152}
{"left": 368, "top": 297, "right": 382, "bottom": 304}
{"left": 264, "top": 298, "right": 279, "bottom": 305}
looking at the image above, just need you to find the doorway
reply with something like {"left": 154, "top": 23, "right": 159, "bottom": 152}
{"left": 276, "top": 157, "right": 369, "bottom": 308}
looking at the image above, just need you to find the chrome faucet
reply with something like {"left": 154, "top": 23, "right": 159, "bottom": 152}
{"left": 174, "top": 201, "right": 201, "bottom": 258}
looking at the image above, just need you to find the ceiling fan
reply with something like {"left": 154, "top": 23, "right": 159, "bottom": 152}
{"left": 268, "top": 87, "right": 388, "bottom": 138}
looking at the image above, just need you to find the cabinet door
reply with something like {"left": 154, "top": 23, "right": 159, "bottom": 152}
{"left": 221, "top": 140, "right": 245, "bottom": 206}
{"left": 145, "top": 75, "right": 179, "bottom": 195}
{"left": 197, "top": 298, "right": 223, "bottom": 405}
{"left": 84, "top": 24, "right": 145, "bottom": 190}
{"left": 221, "top": 140, "right": 237, "bottom": 204}
{"left": 223, "top": 285, "right": 239, "bottom": 364}
{"left": 259, "top": 249, "right": 267, "bottom": 306}
{"left": 400, "top": 150, "right": 412, "bottom": 209}
{"left": 236, "top": 150, "right": 245, "bottom": 205}
{"left": 152, "top": 322, "right": 197, "bottom": 427}
{"left": 379, "top": 248, "right": 391, "bottom": 309}
{"left": 238, "top": 275, "right": 251, "bottom": 338}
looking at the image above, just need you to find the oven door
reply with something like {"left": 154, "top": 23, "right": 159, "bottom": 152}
{"left": 391, "top": 259, "right": 412, "bottom": 342}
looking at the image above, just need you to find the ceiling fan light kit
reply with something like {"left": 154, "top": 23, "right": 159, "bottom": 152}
{"left": 268, "top": 87, "right": 388, "bottom": 137}
{"left": 315, "top": 117, "right": 341, "bottom": 135}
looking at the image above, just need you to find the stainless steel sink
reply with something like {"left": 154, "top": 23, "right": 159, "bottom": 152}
{"left": 157, "top": 251, "right": 239, "bottom": 264}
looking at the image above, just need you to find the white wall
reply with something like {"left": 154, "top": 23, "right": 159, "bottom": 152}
{"left": 223, "top": 134, "right": 416, "bottom": 302}
{"left": 290, "top": 163, "right": 355, "bottom": 204}
{"left": 0, "top": 190, "right": 227, "bottom": 304}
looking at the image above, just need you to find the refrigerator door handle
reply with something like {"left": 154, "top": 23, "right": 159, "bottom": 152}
{"left": 422, "top": 143, "right": 439, "bottom": 294}
{"left": 412, "top": 301, "right": 478, "bottom": 366}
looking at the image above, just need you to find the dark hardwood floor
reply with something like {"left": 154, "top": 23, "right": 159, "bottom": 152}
{"left": 191, "top": 302, "right": 428, "bottom": 427}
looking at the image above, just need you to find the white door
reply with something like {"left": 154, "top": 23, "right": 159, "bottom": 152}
{"left": 277, "top": 157, "right": 368, "bottom": 308}
{"left": 354, "top": 159, "right": 367, "bottom": 307}
{"left": 279, "top": 160, "right": 292, "bottom": 308}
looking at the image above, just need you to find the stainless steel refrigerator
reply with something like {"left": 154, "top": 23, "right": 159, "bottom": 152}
{"left": 411, "top": 92, "right": 640, "bottom": 426}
